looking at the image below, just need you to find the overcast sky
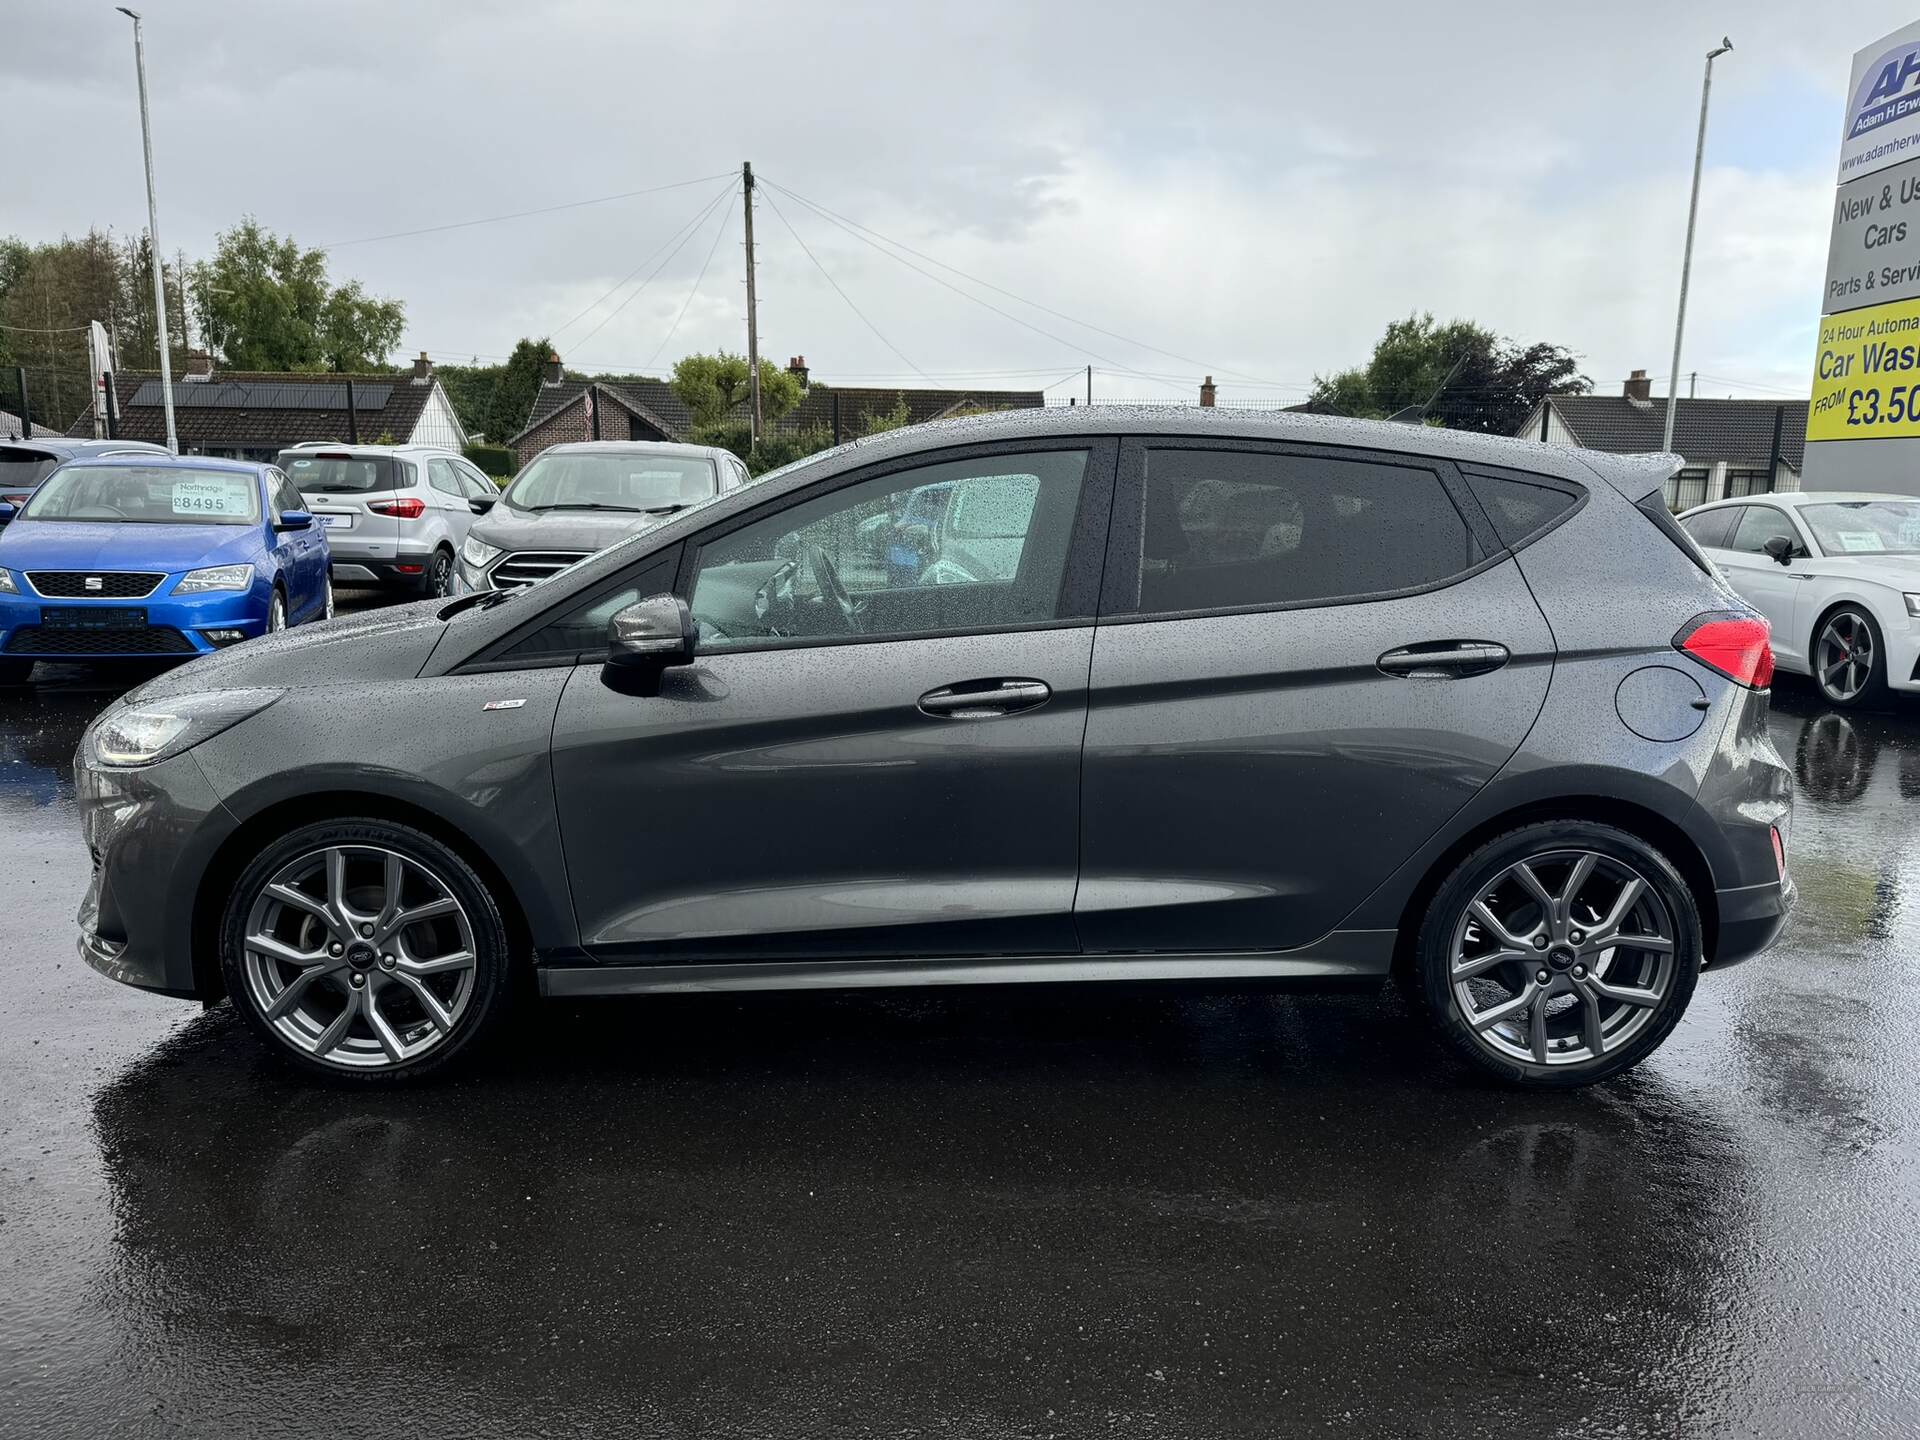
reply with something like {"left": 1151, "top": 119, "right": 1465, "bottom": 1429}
{"left": 6, "top": 0, "right": 1911, "bottom": 405}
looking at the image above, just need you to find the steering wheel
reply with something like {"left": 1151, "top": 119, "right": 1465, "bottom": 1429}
{"left": 804, "top": 544, "right": 866, "bottom": 633}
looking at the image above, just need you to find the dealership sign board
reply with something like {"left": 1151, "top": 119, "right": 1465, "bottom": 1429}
{"left": 1806, "top": 20, "right": 1920, "bottom": 490}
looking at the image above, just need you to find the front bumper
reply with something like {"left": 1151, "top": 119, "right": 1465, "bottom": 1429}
{"left": 0, "top": 585, "right": 270, "bottom": 661}
{"left": 74, "top": 737, "right": 238, "bottom": 998}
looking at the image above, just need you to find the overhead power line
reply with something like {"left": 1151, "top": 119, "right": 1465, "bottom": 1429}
{"left": 644, "top": 188, "right": 740, "bottom": 370}
{"left": 570, "top": 183, "right": 738, "bottom": 355}
{"left": 550, "top": 177, "right": 738, "bottom": 343}
{"left": 760, "top": 176, "right": 1284, "bottom": 389}
{"left": 318, "top": 172, "right": 736, "bottom": 251}
{"left": 758, "top": 184, "right": 937, "bottom": 387}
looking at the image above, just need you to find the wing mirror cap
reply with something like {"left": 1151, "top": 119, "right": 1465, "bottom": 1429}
{"left": 469, "top": 495, "right": 497, "bottom": 515}
{"left": 273, "top": 509, "right": 315, "bottom": 532}
{"left": 1762, "top": 535, "right": 1797, "bottom": 564}
{"left": 606, "top": 592, "right": 695, "bottom": 672}
{"left": 0, "top": 502, "right": 14, "bottom": 526}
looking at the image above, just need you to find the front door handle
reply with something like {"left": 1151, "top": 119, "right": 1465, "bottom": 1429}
{"left": 918, "top": 678, "right": 1052, "bottom": 719}
{"left": 1377, "top": 641, "right": 1510, "bottom": 679}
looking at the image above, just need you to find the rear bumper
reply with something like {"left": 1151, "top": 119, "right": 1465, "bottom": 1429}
{"left": 332, "top": 559, "right": 429, "bottom": 588}
{"left": 1709, "top": 874, "right": 1795, "bottom": 968}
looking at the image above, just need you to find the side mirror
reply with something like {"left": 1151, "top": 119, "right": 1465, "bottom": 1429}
{"left": 1762, "top": 535, "right": 1796, "bottom": 565}
{"left": 469, "top": 495, "right": 497, "bottom": 516}
{"left": 0, "top": 502, "right": 14, "bottom": 527}
{"left": 605, "top": 593, "right": 695, "bottom": 681}
{"left": 274, "top": 509, "right": 315, "bottom": 532}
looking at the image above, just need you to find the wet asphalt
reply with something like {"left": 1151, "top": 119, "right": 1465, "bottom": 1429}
{"left": 1, "top": 601, "right": 1917, "bottom": 1439}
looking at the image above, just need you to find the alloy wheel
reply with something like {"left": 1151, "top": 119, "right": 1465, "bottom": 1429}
{"left": 1816, "top": 611, "right": 1875, "bottom": 703}
{"left": 323, "top": 574, "right": 335, "bottom": 620}
{"left": 430, "top": 552, "right": 452, "bottom": 598}
{"left": 267, "top": 591, "right": 287, "bottom": 632}
{"left": 1449, "top": 849, "right": 1678, "bottom": 1069}
{"left": 241, "top": 844, "right": 478, "bottom": 1070}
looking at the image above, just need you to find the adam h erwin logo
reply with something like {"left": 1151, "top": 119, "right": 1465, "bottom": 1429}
{"left": 1853, "top": 43, "right": 1920, "bottom": 141}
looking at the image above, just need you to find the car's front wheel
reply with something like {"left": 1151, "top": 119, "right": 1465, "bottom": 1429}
{"left": 1812, "top": 604, "right": 1886, "bottom": 708}
{"left": 1415, "top": 821, "right": 1701, "bottom": 1087}
{"left": 219, "top": 819, "right": 515, "bottom": 1081}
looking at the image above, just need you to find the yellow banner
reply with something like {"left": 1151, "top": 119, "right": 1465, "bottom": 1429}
{"left": 1809, "top": 295, "right": 1920, "bottom": 440}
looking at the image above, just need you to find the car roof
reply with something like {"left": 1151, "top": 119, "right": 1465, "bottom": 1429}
{"left": 59, "top": 452, "right": 268, "bottom": 475}
{"left": 277, "top": 442, "right": 454, "bottom": 456}
{"left": 1687, "top": 491, "right": 1916, "bottom": 511}
{"left": 536, "top": 440, "right": 735, "bottom": 462}
{"left": 0, "top": 437, "right": 169, "bottom": 457}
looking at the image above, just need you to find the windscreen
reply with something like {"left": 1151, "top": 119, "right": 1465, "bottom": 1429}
{"left": 279, "top": 452, "right": 399, "bottom": 493}
{"left": 20, "top": 464, "right": 261, "bottom": 526}
{"left": 505, "top": 453, "right": 717, "bottom": 513}
{"left": 0, "top": 449, "right": 60, "bottom": 493}
{"left": 1800, "top": 500, "right": 1920, "bottom": 556}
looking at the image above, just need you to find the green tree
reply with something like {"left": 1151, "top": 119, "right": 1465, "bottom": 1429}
{"left": 858, "top": 393, "right": 912, "bottom": 436}
{"left": 436, "top": 337, "right": 554, "bottom": 444}
{"left": 1309, "top": 313, "right": 1589, "bottom": 433}
{"left": 670, "top": 351, "right": 803, "bottom": 429}
{"left": 190, "top": 218, "right": 404, "bottom": 372}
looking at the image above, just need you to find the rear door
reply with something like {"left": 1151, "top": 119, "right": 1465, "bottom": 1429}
{"left": 543, "top": 440, "right": 1116, "bottom": 963}
{"left": 1076, "top": 439, "right": 1556, "bottom": 954}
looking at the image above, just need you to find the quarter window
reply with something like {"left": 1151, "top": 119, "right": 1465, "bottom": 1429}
{"left": 429, "top": 459, "right": 463, "bottom": 497}
{"left": 1116, "top": 449, "right": 1480, "bottom": 616}
{"left": 1462, "top": 472, "right": 1580, "bottom": 549}
{"left": 688, "top": 450, "right": 1090, "bottom": 649}
{"left": 1679, "top": 507, "right": 1738, "bottom": 550}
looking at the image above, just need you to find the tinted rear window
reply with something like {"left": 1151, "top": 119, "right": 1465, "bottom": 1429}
{"left": 280, "top": 452, "right": 399, "bottom": 493}
{"left": 0, "top": 450, "right": 59, "bottom": 491}
{"left": 1119, "top": 448, "right": 1480, "bottom": 615}
{"left": 1463, "top": 472, "right": 1581, "bottom": 549}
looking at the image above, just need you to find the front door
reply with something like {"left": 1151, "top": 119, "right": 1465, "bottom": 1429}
{"left": 1076, "top": 439, "right": 1556, "bottom": 954}
{"left": 547, "top": 441, "right": 1115, "bottom": 964}
{"left": 1713, "top": 504, "right": 1813, "bottom": 669}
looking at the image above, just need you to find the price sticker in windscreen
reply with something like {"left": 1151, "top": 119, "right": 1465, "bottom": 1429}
{"left": 170, "top": 477, "right": 252, "bottom": 517}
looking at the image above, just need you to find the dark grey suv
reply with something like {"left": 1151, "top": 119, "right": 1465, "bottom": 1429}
{"left": 72, "top": 409, "right": 1793, "bottom": 1086}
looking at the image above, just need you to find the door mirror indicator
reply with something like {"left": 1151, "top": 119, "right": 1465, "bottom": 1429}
{"left": 1762, "top": 535, "right": 1796, "bottom": 565}
{"left": 605, "top": 593, "right": 695, "bottom": 688}
{"left": 274, "top": 509, "right": 315, "bottom": 532}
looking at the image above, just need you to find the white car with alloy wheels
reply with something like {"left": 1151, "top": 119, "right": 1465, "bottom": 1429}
{"left": 1679, "top": 492, "right": 1920, "bottom": 707}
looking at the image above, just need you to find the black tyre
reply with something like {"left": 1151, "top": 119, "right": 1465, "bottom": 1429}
{"left": 219, "top": 818, "right": 517, "bottom": 1082}
{"left": 0, "top": 657, "right": 33, "bottom": 686}
{"left": 1415, "top": 821, "right": 1701, "bottom": 1088}
{"left": 1811, "top": 604, "right": 1887, "bottom": 708}
{"left": 417, "top": 548, "right": 454, "bottom": 599}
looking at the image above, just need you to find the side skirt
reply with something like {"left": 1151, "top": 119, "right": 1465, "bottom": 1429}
{"left": 539, "top": 930, "right": 1397, "bottom": 997}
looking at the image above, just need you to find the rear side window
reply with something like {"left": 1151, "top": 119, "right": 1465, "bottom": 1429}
{"left": 1116, "top": 448, "right": 1480, "bottom": 616}
{"left": 1680, "top": 507, "right": 1738, "bottom": 550}
{"left": 0, "top": 448, "right": 59, "bottom": 492}
{"left": 1462, "top": 472, "right": 1580, "bottom": 550}
{"left": 281, "top": 452, "right": 398, "bottom": 493}
{"left": 1729, "top": 506, "right": 1802, "bottom": 556}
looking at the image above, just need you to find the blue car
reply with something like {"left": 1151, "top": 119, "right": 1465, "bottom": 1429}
{"left": 0, "top": 455, "right": 333, "bottom": 684}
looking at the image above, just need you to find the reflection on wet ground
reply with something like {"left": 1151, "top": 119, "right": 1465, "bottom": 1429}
{"left": 1, "top": 658, "right": 1916, "bottom": 1438}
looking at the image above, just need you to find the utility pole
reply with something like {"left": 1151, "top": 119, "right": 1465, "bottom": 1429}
{"left": 742, "top": 161, "right": 762, "bottom": 445}
{"left": 118, "top": 8, "right": 178, "bottom": 454}
{"left": 1087, "top": 365, "right": 1093, "bottom": 406}
{"left": 1689, "top": 371, "right": 1698, "bottom": 399}
{"left": 1663, "top": 36, "right": 1733, "bottom": 454}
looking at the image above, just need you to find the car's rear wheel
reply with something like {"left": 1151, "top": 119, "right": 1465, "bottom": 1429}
{"left": 1415, "top": 821, "right": 1700, "bottom": 1087}
{"left": 419, "top": 548, "right": 454, "bottom": 599}
{"left": 219, "top": 819, "right": 515, "bottom": 1081}
{"left": 1812, "top": 604, "right": 1886, "bottom": 708}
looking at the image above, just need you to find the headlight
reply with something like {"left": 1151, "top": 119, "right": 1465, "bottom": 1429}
{"left": 461, "top": 536, "right": 502, "bottom": 568}
{"left": 0, "top": 569, "right": 15, "bottom": 594}
{"left": 90, "top": 688, "right": 282, "bottom": 767}
{"left": 1905, "top": 593, "right": 1920, "bottom": 618}
{"left": 175, "top": 563, "right": 255, "bottom": 594}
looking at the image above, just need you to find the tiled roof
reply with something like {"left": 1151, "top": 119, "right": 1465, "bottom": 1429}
{"left": 65, "top": 369, "right": 439, "bottom": 449}
{"left": 513, "top": 376, "right": 1044, "bottom": 444}
{"left": 1, "top": 406, "right": 58, "bottom": 439}
{"left": 1540, "top": 395, "right": 1806, "bottom": 470}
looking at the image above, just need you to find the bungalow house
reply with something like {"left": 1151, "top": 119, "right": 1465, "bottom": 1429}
{"left": 507, "top": 353, "right": 1045, "bottom": 468}
{"left": 67, "top": 351, "right": 467, "bottom": 462}
{"left": 1514, "top": 369, "right": 1806, "bottom": 512}
{"left": 1, "top": 406, "right": 58, "bottom": 440}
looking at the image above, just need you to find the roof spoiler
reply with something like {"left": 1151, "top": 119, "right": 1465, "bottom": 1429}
{"left": 1580, "top": 451, "right": 1682, "bottom": 503}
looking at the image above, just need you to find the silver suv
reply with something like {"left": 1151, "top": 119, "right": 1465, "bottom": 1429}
{"left": 277, "top": 443, "right": 496, "bottom": 597}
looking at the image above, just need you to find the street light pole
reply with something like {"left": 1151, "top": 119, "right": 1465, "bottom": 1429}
{"left": 118, "top": 7, "right": 177, "bottom": 454}
{"left": 1663, "top": 36, "right": 1733, "bottom": 454}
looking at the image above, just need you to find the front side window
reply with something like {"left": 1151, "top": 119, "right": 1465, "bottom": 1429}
{"left": 1728, "top": 506, "right": 1802, "bottom": 557}
{"left": 689, "top": 450, "right": 1089, "bottom": 649}
{"left": 1117, "top": 448, "right": 1479, "bottom": 616}
{"left": 504, "top": 452, "right": 718, "bottom": 516}
{"left": 19, "top": 464, "right": 262, "bottom": 526}
{"left": 271, "top": 471, "right": 305, "bottom": 519}
{"left": 1800, "top": 499, "right": 1920, "bottom": 556}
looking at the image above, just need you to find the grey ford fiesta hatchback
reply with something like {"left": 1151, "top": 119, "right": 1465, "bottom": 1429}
{"left": 73, "top": 409, "right": 1794, "bottom": 1086}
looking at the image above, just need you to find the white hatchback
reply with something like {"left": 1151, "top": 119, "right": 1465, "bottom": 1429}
{"left": 1679, "top": 491, "right": 1920, "bottom": 707}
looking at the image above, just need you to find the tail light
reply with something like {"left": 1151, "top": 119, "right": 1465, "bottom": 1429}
{"left": 1770, "top": 824, "right": 1787, "bottom": 880}
{"left": 1674, "top": 612, "right": 1774, "bottom": 689}
{"left": 368, "top": 497, "right": 426, "bottom": 520}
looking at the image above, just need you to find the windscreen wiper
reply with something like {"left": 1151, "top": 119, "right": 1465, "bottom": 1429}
{"left": 520, "top": 503, "right": 646, "bottom": 513}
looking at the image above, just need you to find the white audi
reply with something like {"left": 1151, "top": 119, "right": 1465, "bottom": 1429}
{"left": 1679, "top": 492, "right": 1920, "bottom": 707}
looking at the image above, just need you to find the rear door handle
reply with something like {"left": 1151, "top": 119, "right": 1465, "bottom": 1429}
{"left": 918, "top": 679, "right": 1052, "bottom": 718}
{"left": 1377, "top": 641, "right": 1510, "bottom": 679}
